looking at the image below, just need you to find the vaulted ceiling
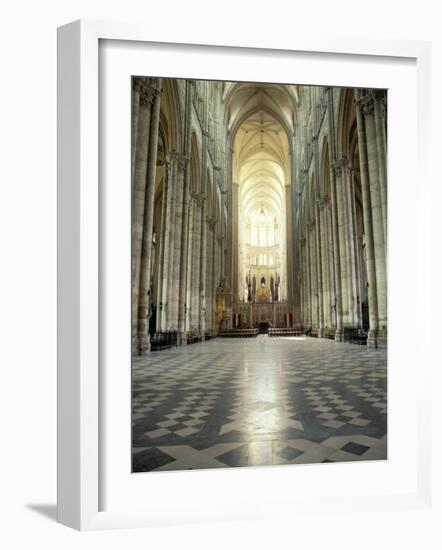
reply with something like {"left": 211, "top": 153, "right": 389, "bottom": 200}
{"left": 226, "top": 82, "right": 298, "bottom": 289}
{"left": 225, "top": 82, "right": 298, "bottom": 227}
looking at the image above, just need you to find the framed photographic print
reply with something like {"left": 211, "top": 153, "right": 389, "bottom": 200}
{"left": 57, "top": 19, "right": 433, "bottom": 530}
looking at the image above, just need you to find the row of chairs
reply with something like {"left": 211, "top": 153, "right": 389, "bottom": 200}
{"left": 268, "top": 328, "right": 303, "bottom": 337}
{"left": 150, "top": 331, "right": 178, "bottom": 351}
{"left": 219, "top": 328, "right": 259, "bottom": 338}
{"left": 343, "top": 327, "right": 368, "bottom": 345}
{"left": 186, "top": 331, "right": 202, "bottom": 344}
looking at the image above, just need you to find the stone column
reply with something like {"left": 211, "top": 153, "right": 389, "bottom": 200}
{"left": 213, "top": 233, "right": 223, "bottom": 330}
{"left": 319, "top": 199, "right": 330, "bottom": 331}
{"left": 131, "top": 78, "right": 141, "bottom": 188}
{"left": 354, "top": 90, "right": 378, "bottom": 343}
{"left": 310, "top": 223, "right": 319, "bottom": 328}
{"left": 326, "top": 203, "right": 337, "bottom": 328}
{"left": 209, "top": 223, "right": 215, "bottom": 331}
{"left": 329, "top": 164, "right": 344, "bottom": 340}
{"left": 232, "top": 180, "right": 239, "bottom": 305}
{"left": 185, "top": 199, "right": 195, "bottom": 331}
{"left": 315, "top": 199, "right": 324, "bottom": 336}
{"left": 177, "top": 80, "right": 193, "bottom": 344}
{"left": 300, "top": 233, "right": 308, "bottom": 326}
{"left": 290, "top": 144, "right": 301, "bottom": 323}
{"left": 158, "top": 154, "right": 180, "bottom": 330}
{"left": 131, "top": 78, "right": 155, "bottom": 353}
{"left": 333, "top": 162, "right": 350, "bottom": 330}
{"left": 361, "top": 93, "right": 387, "bottom": 346}
{"left": 169, "top": 153, "right": 186, "bottom": 334}
{"left": 341, "top": 159, "right": 359, "bottom": 327}
{"left": 302, "top": 233, "right": 307, "bottom": 326}
{"left": 286, "top": 187, "right": 294, "bottom": 312}
{"left": 219, "top": 235, "right": 225, "bottom": 281}
{"left": 156, "top": 160, "right": 168, "bottom": 331}
{"left": 191, "top": 197, "right": 202, "bottom": 329}
{"left": 205, "top": 220, "right": 211, "bottom": 332}
{"left": 224, "top": 136, "right": 234, "bottom": 296}
{"left": 199, "top": 197, "right": 207, "bottom": 338}
{"left": 326, "top": 87, "right": 343, "bottom": 340}
{"left": 299, "top": 238, "right": 305, "bottom": 324}
{"left": 374, "top": 91, "right": 388, "bottom": 249}
{"left": 350, "top": 166, "right": 363, "bottom": 327}
{"left": 305, "top": 224, "right": 312, "bottom": 327}
{"left": 137, "top": 80, "right": 162, "bottom": 354}
{"left": 169, "top": 154, "right": 187, "bottom": 330}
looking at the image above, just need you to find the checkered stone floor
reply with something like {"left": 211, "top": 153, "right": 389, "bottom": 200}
{"left": 132, "top": 336, "right": 387, "bottom": 472}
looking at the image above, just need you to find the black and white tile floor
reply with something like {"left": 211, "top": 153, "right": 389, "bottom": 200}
{"left": 132, "top": 336, "right": 387, "bottom": 472}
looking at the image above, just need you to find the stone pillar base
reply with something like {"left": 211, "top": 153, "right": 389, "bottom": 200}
{"left": 138, "top": 333, "right": 151, "bottom": 355}
{"left": 375, "top": 328, "right": 387, "bottom": 349}
{"left": 374, "top": 338, "right": 387, "bottom": 348}
{"left": 335, "top": 329, "right": 344, "bottom": 342}
{"left": 318, "top": 327, "right": 326, "bottom": 338}
{"left": 367, "top": 329, "right": 388, "bottom": 349}
{"left": 131, "top": 340, "right": 139, "bottom": 356}
{"left": 177, "top": 332, "right": 187, "bottom": 346}
{"left": 367, "top": 330, "right": 378, "bottom": 348}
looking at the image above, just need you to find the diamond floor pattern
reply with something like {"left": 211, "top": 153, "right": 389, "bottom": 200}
{"left": 132, "top": 336, "right": 387, "bottom": 472}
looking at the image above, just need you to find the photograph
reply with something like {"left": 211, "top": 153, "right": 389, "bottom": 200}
{"left": 131, "top": 77, "right": 388, "bottom": 472}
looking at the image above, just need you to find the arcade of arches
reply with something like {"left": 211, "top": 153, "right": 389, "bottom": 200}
{"left": 132, "top": 79, "right": 387, "bottom": 354}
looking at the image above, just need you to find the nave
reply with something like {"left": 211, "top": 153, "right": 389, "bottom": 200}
{"left": 131, "top": 79, "right": 388, "bottom": 354}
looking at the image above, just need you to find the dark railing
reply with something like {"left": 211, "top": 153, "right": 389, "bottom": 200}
{"left": 150, "top": 330, "right": 178, "bottom": 351}
{"left": 219, "top": 328, "right": 259, "bottom": 338}
{"left": 268, "top": 328, "right": 302, "bottom": 337}
{"left": 343, "top": 326, "right": 368, "bottom": 345}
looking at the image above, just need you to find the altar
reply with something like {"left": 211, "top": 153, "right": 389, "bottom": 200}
{"left": 234, "top": 300, "right": 290, "bottom": 329}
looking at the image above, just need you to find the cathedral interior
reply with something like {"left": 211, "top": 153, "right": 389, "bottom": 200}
{"left": 131, "top": 78, "right": 387, "bottom": 471}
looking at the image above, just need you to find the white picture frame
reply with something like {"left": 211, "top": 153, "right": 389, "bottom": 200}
{"left": 57, "top": 19, "right": 433, "bottom": 531}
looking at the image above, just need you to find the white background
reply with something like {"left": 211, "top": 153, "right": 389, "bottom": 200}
{"left": 1, "top": 0, "right": 441, "bottom": 548}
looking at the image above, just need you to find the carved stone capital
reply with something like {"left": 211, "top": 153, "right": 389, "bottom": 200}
{"left": 132, "top": 78, "right": 142, "bottom": 93}
{"left": 207, "top": 217, "right": 216, "bottom": 230}
{"left": 139, "top": 86, "right": 154, "bottom": 106}
{"left": 137, "top": 77, "right": 161, "bottom": 106}
{"left": 331, "top": 161, "right": 342, "bottom": 177}
{"left": 374, "top": 91, "right": 387, "bottom": 116}
{"left": 361, "top": 95, "right": 375, "bottom": 117}
{"left": 191, "top": 193, "right": 203, "bottom": 207}
{"left": 166, "top": 152, "right": 188, "bottom": 173}
{"left": 342, "top": 157, "right": 353, "bottom": 176}
{"left": 316, "top": 197, "right": 326, "bottom": 209}
{"left": 333, "top": 157, "right": 352, "bottom": 177}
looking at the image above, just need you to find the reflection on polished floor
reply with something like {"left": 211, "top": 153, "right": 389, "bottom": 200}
{"left": 132, "top": 336, "right": 387, "bottom": 472}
